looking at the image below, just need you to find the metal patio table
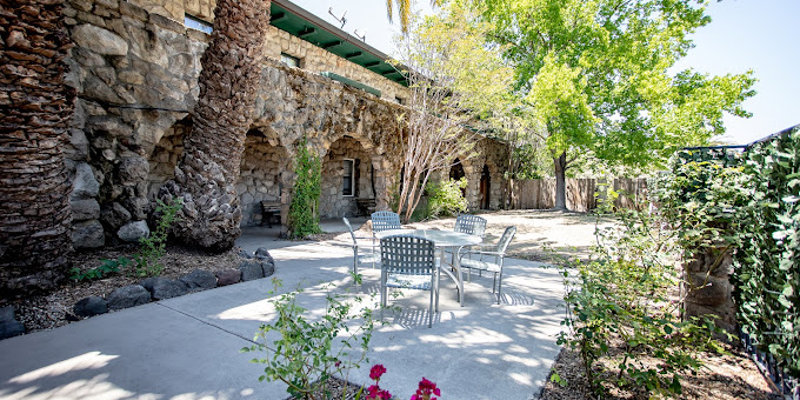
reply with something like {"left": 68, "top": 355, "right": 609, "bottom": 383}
{"left": 376, "top": 229, "right": 482, "bottom": 306}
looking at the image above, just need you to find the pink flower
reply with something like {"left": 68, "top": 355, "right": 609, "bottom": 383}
{"left": 411, "top": 377, "right": 440, "bottom": 400}
{"left": 370, "top": 364, "right": 387, "bottom": 381}
{"left": 366, "top": 384, "right": 392, "bottom": 400}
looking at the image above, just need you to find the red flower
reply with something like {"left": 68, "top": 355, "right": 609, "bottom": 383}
{"left": 369, "top": 364, "right": 387, "bottom": 381}
{"left": 411, "top": 377, "right": 440, "bottom": 400}
{"left": 366, "top": 384, "right": 392, "bottom": 400}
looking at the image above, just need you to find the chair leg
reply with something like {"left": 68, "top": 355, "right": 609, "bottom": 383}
{"left": 496, "top": 272, "right": 502, "bottom": 305}
{"left": 353, "top": 248, "right": 358, "bottom": 275}
{"left": 428, "top": 288, "right": 434, "bottom": 328}
{"left": 435, "top": 271, "right": 440, "bottom": 313}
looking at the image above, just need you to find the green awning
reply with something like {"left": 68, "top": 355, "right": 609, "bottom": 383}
{"left": 320, "top": 72, "right": 381, "bottom": 97}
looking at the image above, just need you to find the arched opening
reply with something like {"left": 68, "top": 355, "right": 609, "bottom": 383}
{"left": 480, "top": 164, "right": 491, "bottom": 209}
{"left": 320, "top": 136, "right": 374, "bottom": 218}
{"left": 147, "top": 117, "right": 190, "bottom": 199}
{"left": 238, "top": 129, "right": 291, "bottom": 227}
{"left": 449, "top": 158, "right": 467, "bottom": 197}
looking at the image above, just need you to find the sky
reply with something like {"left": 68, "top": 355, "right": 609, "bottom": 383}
{"left": 293, "top": 0, "right": 800, "bottom": 145}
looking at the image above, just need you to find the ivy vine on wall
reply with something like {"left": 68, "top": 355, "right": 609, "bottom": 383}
{"left": 287, "top": 139, "right": 322, "bottom": 239}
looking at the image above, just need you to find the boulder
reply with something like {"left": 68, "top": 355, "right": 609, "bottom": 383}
{"left": 261, "top": 260, "right": 275, "bottom": 277}
{"left": 71, "top": 162, "right": 99, "bottom": 200}
{"left": 106, "top": 285, "right": 151, "bottom": 310}
{"left": 254, "top": 247, "right": 276, "bottom": 277}
{"left": 180, "top": 269, "right": 217, "bottom": 291}
{"left": 117, "top": 220, "right": 150, "bottom": 242}
{"left": 118, "top": 157, "right": 149, "bottom": 184}
{"left": 215, "top": 269, "right": 241, "bottom": 287}
{"left": 254, "top": 247, "right": 273, "bottom": 262}
{"left": 239, "top": 260, "right": 264, "bottom": 281}
{"left": 72, "top": 220, "right": 105, "bottom": 249}
{"left": 72, "top": 24, "right": 129, "bottom": 56}
{"left": 237, "top": 248, "right": 253, "bottom": 259}
{"left": 140, "top": 277, "right": 188, "bottom": 300}
{"left": 71, "top": 199, "right": 101, "bottom": 221}
{"left": 0, "top": 306, "right": 25, "bottom": 339}
{"left": 73, "top": 296, "right": 108, "bottom": 317}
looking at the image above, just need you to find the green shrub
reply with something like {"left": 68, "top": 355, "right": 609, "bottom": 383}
{"left": 130, "top": 197, "right": 182, "bottom": 277}
{"left": 558, "top": 201, "right": 724, "bottom": 397}
{"left": 70, "top": 257, "right": 130, "bottom": 281}
{"left": 243, "top": 277, "right": 378, "bottom": 400}
{"left": 287, "top": 140, "right": 322, "bottom": 239}
{"left": 733, "top": 127, "right": 800, "bottom": 378}
{"left": 425, "top": 177, "right": 467, "bottom": 218}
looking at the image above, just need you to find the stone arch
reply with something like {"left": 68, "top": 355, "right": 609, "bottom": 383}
{"left": 146, "top": 116, "right": 190, "bottom": 200}
{"left": 237, "top": 128, "right": 292, "bottom": 227}
{"left": 319, "top": 135, "right": 377, "bottom": 218}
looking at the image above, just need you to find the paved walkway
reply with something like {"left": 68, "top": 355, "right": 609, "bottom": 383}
{"left": 0, "top": 230, "right": 565, "bottom": 400}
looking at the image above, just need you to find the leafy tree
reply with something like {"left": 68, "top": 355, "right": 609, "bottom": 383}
{"left": 385, "top": 0, "right": 443, "bottom": 33}
{"left": 392, "top": 1, "right": 513, "bottom": 221}
{"left": 479, "top": 0, "right": 756, "bottom": 210}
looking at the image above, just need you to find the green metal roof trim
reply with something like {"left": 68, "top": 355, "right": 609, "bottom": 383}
{"left": 270, "top": 0, "right": 408, "bottom": 87}
{"left": 320, "top": 72, "right": 381, "bottom": 97}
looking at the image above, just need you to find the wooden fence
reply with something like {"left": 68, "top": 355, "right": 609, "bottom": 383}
{"left": 510, "top": 178, "right": 648, "bottom": 212}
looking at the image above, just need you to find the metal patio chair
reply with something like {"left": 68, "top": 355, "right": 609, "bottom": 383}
{"left": 447, "top": 214, "right": 488, "bottom": 265}
{"left": 343, "top": 217, "right": 380, "bottom": 274}
{"left": 371, "top": 210, "right": 402, "bottom": 254}
{"left": 458, "top": 226, "right": 517, "bottom": 304}
{"left": 380, "top": 235, "right": 440, "bottom": 328}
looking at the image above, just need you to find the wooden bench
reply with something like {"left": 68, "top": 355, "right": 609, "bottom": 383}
{"left": 355, "top": 198, "right": 376, "bottom": 216}
{"left": 260, "top": 201, "right": 281, "bottom": 228}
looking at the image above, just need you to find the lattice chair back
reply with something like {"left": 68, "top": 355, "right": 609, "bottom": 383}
{"left": 380, "top": 235, "right": 436, "bottom": 277}
{"left": 371, "top": 211, "right": 401, "bottom": 232}
{"left": 454, "top": 214, "right": 487, "bottom": 237}
{"left": 496, "top": 226, "right": 517, "bottom": 254}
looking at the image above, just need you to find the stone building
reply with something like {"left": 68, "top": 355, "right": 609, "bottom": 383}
{"left": 60, "top": 0, "right": 508, "bottom": 248}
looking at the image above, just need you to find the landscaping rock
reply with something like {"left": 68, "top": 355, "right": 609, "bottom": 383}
{"left": 73, "top": 296, "right": 108, "bottom": 317}
{"left": 117, "top": 220, "right": 150, "bottom": 242}
{"left": 141, "top": 277, "right": 188, "bottom": 300}
{"left": 239, "top": 260, "right": 264, "bottom": 281}
{"left": 180, "top": 269, "right": 217, "bottom": 291}
{"left": 237, "top": 248, "right": 253, "bottom": 259}
{"left": 71, "top": 162, "right": 100, "bottom": 200}
{"left": 255, "top": 247, "right": 276, "bottom": 277}
{"left": 0, "top": 306, "right": 25, "bottom": 339}
{"left": 72, "top": 220, "right": 105, "bottom": 249}
{"left": 215, "top": 269, "right": 241, "bottom": 286}
{"left": 106, "top": 285, "right": 150, "bottom": 310}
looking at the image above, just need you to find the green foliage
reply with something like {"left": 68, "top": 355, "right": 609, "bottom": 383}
{"left": 242, "top": 277, "right": 377, "bottom": 400}
{"left": 130, "top": 197, "right": 182, "bottom": 277}
{"left": 70, "top": 257, "right": 130, "bottom": 281}
{"left": 478, "top": 0, "right": 755, "bottom": 207}
{"left": 733, "top": 127, "right": 800, "bottom": 378}
{"left": 287, "top": 140, "right": 322, "bottom": 239}
{"left": 425, "top": 178, "right": 468, "bottom": 218}
{"left": 558, "top": 202, "right": 723, "bottom": 397}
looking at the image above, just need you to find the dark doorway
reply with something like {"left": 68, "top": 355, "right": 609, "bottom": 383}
{"left": 450, "top": 158, "right": 466, "bottom": 197}
{"left": 479, "top": 165, "right": 491, "bottom": 209}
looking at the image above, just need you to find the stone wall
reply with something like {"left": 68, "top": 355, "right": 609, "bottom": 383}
{"left": 319, "top": 136, "right": 375, "bottom": 219}
{"left": 133, "top": 0, "right": 409, "bottom": 103}
{"left": 237, "top": 133, "right": 291, "bottom": 226}
{"left": 59, "top": 0, "right": 508, "bottom": 247}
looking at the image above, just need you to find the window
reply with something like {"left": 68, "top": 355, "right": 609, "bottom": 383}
{"left": 280, "top": 53, "right": 301, "bottom": 68}
{"left": 184, "top": 15, "right": 213, "bottom": 34}
{"left": 394, "top": 96, "right": 405, "bottom": 105}
{"left": 342, "top": 159, "right": 355, "bottom": 196}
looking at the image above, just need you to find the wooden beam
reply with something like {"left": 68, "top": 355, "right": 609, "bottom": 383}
{"left": 322, "top": 40, "right": 342, "bottom": 49}
{"left": 299, "top": 27, "right": 316, "bottom": 38}
{"left": 345, "top": 51, "right": 363, "bottom": 60}
{"left": 270, "top": 12, "right": 286, "bottom": 23}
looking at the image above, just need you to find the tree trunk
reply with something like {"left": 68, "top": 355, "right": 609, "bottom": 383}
{"left": 553, "top": 151, "right": 568, "bottom": 211}
{"left": 159, "top": 0, "right": 271, "bottom": 252}
{"left": 0, "top": 0, "right": 76, "bottom": 295}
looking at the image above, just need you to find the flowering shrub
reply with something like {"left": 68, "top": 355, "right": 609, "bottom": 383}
{"left": 359, "top": 364, "right": 441, "bottom": 400}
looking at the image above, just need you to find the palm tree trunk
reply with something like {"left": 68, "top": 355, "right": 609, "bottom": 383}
{"left": 0, "top": 0, "right": 75, "bottom": 295}
{"left": 160, "top": 0, "right": 271, "bottom": 252}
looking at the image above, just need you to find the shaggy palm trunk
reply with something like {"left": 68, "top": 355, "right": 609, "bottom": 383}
{"left": 0, "top": 0, "right": 75, "bottom": 295}
{"left": 553, "top": 151, "right": 568, "bottom": 211}
{"left": 160, "top": 0, "right": 271, "bottom": 252}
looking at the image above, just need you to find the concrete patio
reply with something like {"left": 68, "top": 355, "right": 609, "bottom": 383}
{"left": 0, "top": 227, "right": 565, "bottom": 400}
